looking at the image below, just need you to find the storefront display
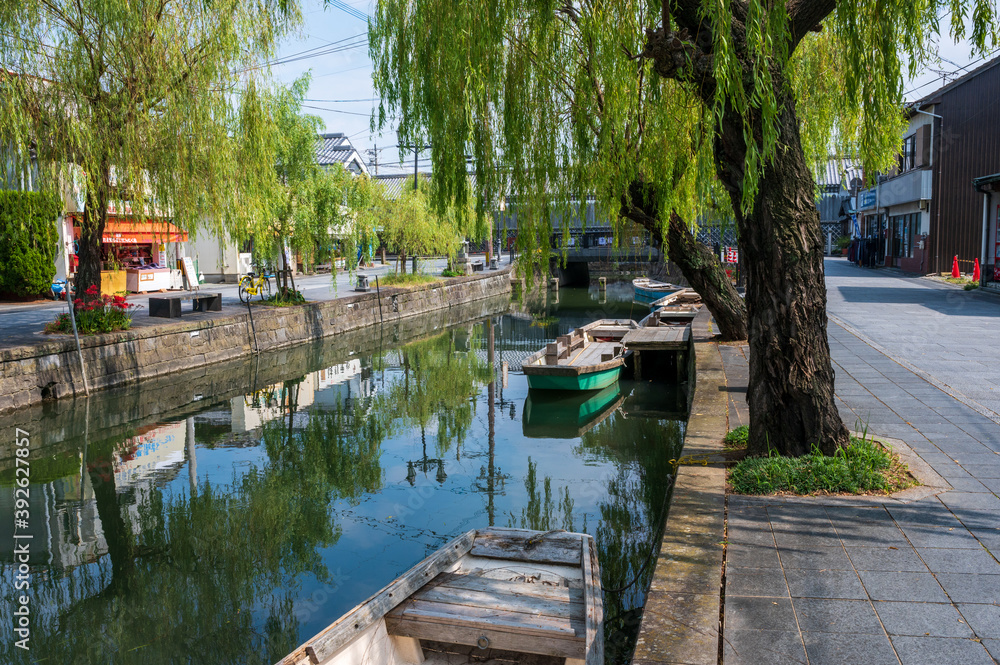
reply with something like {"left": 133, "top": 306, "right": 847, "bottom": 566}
{"left": 69, "top": 214, "right": 189, "bottom": 293}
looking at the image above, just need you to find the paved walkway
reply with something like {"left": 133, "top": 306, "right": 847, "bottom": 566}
{"left": 722, "top": 258, "right": 1000, "bottom": 665}
{"left": 0, "top": 256, "right": 503, "bottom": 348}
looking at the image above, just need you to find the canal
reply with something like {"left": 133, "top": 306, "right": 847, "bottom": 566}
{"left": 1, "top": 284, "right": 688, "bottom": 664}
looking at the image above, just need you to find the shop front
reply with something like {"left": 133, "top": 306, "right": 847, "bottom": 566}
{"left": 69, "top": 215, "right": 189, "bottom": 294}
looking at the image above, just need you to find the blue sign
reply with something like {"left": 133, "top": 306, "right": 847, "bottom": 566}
{"left": 860, "top": 188, "right": 877, "bottom": 209}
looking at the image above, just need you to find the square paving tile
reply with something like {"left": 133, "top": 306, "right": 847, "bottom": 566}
{"left": 834, "top": 523, "right": 910, "bottom": 548}
{"left": 801, "top": 631, "right": 898, "bottom": 665}
{"left": 858, "top": 571, "right": 949, "bottom": 602}
{"left": 792, "top": 597, "right": 884, "bottom": 634}
{"left": 936, "top": 573, "right": 1000, "bottom": 604}
{"left": 778, "top": 545, "right": 854, "bottom": 570}
{"left": 726, "top": 542, "right": 782, "bottom": 569}
{"left": 891, "top": 636, "right": 996, "bottom": 665}
{"left": 723, "top": 629, "right": 808, "bottom": 665}
{"left": 886, "top": 502, "right": 959, "bottom": 528}
{"left": 724, "top": 596, "right": 798, "bottom": 632}
{"left": 900, "top": 525, "right": 982, "bottom": 549}
{"left": 957, "top": 603, "right": 1000, "bottom": 638}
{"left": 727, "top": 524, "right": 776, "bottom": 546}
{"left": 845, "top": 545, "right": 929, "bottom": 572}
{"left": 772, "top": 527, "right": 844, "bottom": 549}
{"left": 916, "top": 547, "right": 1000, "bottom": 574}
{"left": 873, "top": 600, "right": 975, "bottom": 637}
{"left": 725, "top": 566, "right": 788, "bottom": 597}
{"left": 784, "top": 568, "right": 867, "bottom": 599}
{"left": 983, "top": 638, "right": 1000, "bottom": 662}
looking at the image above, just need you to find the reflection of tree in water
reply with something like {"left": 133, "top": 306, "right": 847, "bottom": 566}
{"left": 577, "top": 416, "right": 684, "bottom": 664}
{"left": 385, "top": 328, "right": 492, "bottom": 457}
{"left": 506, "top": 458, "right": 577, "bottom": 533}
{"left": 5, "top": 417, "right": 369, "bottom": 664}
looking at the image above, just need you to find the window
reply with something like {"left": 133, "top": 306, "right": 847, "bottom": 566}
{"left": 902, "top": 135, "right": 916, "bottom": 171}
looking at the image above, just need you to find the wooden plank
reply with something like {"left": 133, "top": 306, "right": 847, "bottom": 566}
{"left": 582, "top": 537, "right": 604, "bottom": 665}
{"left": 470, "top": 530, "right": 583, "bottom": 566}
{"left": 289, "top": 530, "right": 476, "bottom": 665}
{"left": 413, "top": 577, "right": 583, "bottom": 620}
{"left": 387, "top": 598, "right": 580, "bottom": 638}
{"left": 387, "top": 616, "right": 586, "bottom": 660}
{"left": 434, "top": 571, "right": 585, "bottom": 604}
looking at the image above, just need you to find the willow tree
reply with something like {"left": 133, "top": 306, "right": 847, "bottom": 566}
{"left": 0, "top": 0, "right": 299, "bottom": 300}
{"left": 370, "top": 0, "right": 997, "bottom": 456}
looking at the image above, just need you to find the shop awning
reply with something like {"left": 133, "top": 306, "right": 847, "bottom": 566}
{"left": 71, "top": 215, "right": 189, "bottom": 244}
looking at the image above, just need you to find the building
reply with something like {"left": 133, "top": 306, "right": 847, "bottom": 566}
{"left": 316, "top": 132, "right": 369, "bottom": 175}
{"left": 856, "top": 55, "right": 1000, "bottom": 275}
{"left": 814, "top": 158, "right": 860, "bottom": 252}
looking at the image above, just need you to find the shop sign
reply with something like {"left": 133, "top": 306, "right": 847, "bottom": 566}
{"left": 860, "top": 188, "right": 877, "bottom": 209}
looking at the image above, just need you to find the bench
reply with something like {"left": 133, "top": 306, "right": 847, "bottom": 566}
{"left": 149, "top": 292, "right": 222, "bottom": 318}
{"left": 471, "top": 260, "right": 485, "bottom": 272}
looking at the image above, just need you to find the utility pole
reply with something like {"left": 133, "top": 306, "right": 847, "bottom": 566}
{"left": 365, "top": 144, "right": 379, "bottom": 175}
{"left": 399, "top": 143, "right": 429, "bottom": 191}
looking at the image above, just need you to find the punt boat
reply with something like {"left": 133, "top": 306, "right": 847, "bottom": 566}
{"left": 522, "top": 384, "right": 625, "bottom": 438}
{"left": 521, "top": 319, "right": 638, "bottom": 391}
{"left": 277, "top": 527, "right": 603, "bottom": 665}
{"left": 632, "top": 277, "right": 683, "bottom": 304}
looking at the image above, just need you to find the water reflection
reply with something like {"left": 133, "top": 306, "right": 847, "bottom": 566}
{"left": 0, "top": 286, "right": 686, "bottom": 665}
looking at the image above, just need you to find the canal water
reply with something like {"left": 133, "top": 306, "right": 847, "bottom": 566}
{"left": 1, "top": 284, "right": 687, "bottom": 665}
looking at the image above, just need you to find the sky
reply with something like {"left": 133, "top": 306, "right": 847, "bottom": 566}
{"left": 268, "top": 0, "right": 999, "bottom": 175}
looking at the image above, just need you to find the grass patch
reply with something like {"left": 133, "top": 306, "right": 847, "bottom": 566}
{"left": 441, "top": 268, "right": 464, "bottom": 277}
{"left": 729, "top": 436, "right": 915, "bottom": 495}
{"left": 378, "top": 272, "right": 437, "bottom": 287}
{"left": 724, "top": 425, "right": 748, "bottom": 449}
{"left": 262, "top": 288, "right": 307, "bottom": 306}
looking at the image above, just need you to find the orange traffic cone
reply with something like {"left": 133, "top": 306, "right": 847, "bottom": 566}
{"left": 974, "top": 258, "right": 981, "bottom": 282}
{"left": 952, "top": 255, "right": 960, "bottom": 279}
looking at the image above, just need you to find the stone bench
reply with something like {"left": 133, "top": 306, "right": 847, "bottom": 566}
{"left": 149, "top": 292, "right": 222, "bottom": 318}
{"left": 471, "top": 260, "right": 485, "bottom": 272}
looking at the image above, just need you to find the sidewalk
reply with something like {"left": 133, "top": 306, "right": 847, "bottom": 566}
{"left": 721, "top": 258, "right": 1000, "bottom": 665}
{"left": 0, "top": 256, "right": 503, "bottom": 349}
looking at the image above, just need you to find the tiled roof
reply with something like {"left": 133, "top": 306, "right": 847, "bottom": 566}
{"left": 373, "top": 173, "right": 479, "bottom": 200}
{"left": 315, "top": 133, "right": 368, "bottom": 175}
{"left": 814, "top": 158, "right": 862, "bottom": 190}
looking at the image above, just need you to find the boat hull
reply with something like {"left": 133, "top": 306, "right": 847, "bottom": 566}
{"left": 525, "top": 365, "right": 622, "bottom": 391}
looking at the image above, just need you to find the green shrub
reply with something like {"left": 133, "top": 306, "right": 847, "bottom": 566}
{"left": 0, "top": 190, "right": 62, "bottom": 297}
{"left": 729, "top": 438, "right": 914, "bottom": 495}
{"left": 724, "top": 425, "right": 749, "bottom": 447}
{"left": 441, "top": 268, "right": 463, "bottom": 277}
{"left": 264, "top": 288, "right": 307, "bottom": 306}
{"left": 379, "top": 272, "right": 437, "bottom": 286}
{"left": 835, "top": 235, "right": 853, "bottom": 250}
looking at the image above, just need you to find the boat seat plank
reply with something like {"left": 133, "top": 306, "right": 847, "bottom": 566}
{"left": 434, "top": 571, "right": 585, "bottom": 603}
{"left": 470, "top": 531, "right": 583, "bottom": 565}
{"left": 416, "top": 574, "right": 584, "bottom": 621}
{"left": 387, "top": 598, "right": 581, "bottom": 637}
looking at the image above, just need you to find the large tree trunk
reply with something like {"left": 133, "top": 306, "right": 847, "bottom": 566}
{"left": 622, "top": 181, "right": 747, "bottom": 341}
{"left": 641, "top": 22, "right": 849, "bottom": 456}
{"left": 713, "top": 79, "right": 848, "bottom": 456}
{"left": 77, "top": 162, "right": 111, "bottom": 302}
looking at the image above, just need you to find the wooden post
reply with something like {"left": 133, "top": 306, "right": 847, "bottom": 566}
{"left": 634, "top": 350, "right": 642, "bottom": 381}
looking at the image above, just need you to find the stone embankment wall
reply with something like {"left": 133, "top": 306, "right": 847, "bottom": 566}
{"left": 0, "top": 270, "right": 511, "bottom": 413}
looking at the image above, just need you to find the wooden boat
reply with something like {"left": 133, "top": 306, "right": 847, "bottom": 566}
{"left": 648, "top": 288, "right": 702, "bottom": 312}
{"left": 277, "top": 528, "right": 603, "bottom": 665}
{"left": 632, "top": 277, "right": 683, "bottom": 303}
{"left": 522, "top": 319, "right": 638, "bottom": 391}
{"left": 522, "top": 384, "right": 625, "bottom": 438}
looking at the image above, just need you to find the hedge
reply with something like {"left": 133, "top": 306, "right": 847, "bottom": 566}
{"left": 0, "top": 190, "right": 62, "bottom": 297}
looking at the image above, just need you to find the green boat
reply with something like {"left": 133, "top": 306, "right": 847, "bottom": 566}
{"left": 522, "top": 384, "right": 625, "bottom": 438}
{"left": 521, "top": 319, "right": 638, "bottom": 391}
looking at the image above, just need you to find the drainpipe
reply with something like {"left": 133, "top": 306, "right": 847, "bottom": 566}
{"left": 914, "top": 108, "right": 943, "bottom": 273}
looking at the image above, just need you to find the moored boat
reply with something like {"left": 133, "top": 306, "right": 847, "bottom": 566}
{"left": 277, "top": 527, "right": 604, "bottom": 665}
{"left": 522, "top": 319, "right": 638, "bottom": 391}
{"left": 632, "top": 277, "right": 683, "bottom": 304}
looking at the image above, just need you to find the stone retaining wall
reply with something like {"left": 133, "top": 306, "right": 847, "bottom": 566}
{"left": 632, "top": 308, "right": 728, "bottom": 665}
{"left": 0, "top": 270, "right": 512, "bottom": 413}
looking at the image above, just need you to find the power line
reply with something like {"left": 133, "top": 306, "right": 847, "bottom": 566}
{"left": 327, "top": 0, "right": 368, "bottom": 22}
{"left": 301, "top": 103, "right": 372, "bottom": 116}
{"left": 236, "top": 32, "right": 367, "bottom": 73}
{"left": 904, "top": 47, "right": 1000, "bottom": 97}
